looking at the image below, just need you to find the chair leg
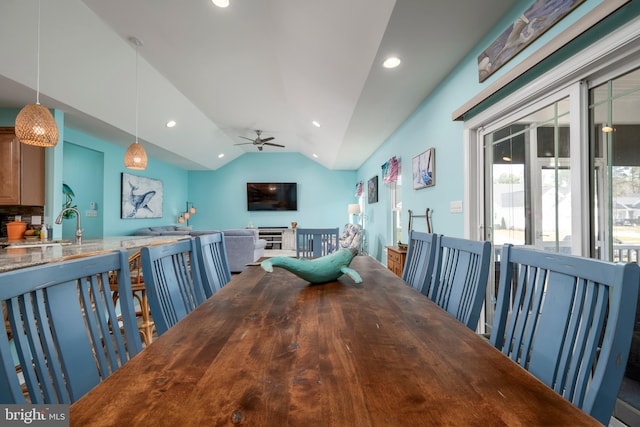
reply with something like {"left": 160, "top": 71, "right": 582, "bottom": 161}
{"left": 112, "top": 288, "right": 155, "bottom": 347}
{"left": 136, "top": 289, "right": 155, "bottom": 346}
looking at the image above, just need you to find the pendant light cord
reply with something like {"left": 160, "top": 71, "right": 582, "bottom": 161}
{"left": 36, "top": 0, "right": 41, "bottom": 105}
{"left": 135, "top": 42, "right": 139, "bottom": 143}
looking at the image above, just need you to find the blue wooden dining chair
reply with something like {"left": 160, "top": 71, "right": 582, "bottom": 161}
{"left": 0, "top": 250, "right": 142, "bottom": 404}
{"left": 140, "top": 238, "right": 207, "bottom": 336}
{"left": 296, "top": 227, "right": 339, "bottom": 258}
{"left": 428, "top": 236, "right": 491, "bottom": 330}
{"left": 195, "top": 232, "right": 232, "bottom": 297}
{"left": 401, "top": 231, "right": 439, "bottom": 296}
{"left": 490, "top": 244, "right": 640, "bottom": 425}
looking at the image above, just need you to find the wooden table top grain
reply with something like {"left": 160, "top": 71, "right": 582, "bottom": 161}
{"left": 70, "top": 256, "right": 599, "bottom": 426}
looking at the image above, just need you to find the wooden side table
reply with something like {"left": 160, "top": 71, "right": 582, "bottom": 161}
{"left": 386, "top": 246, "right": 407, "bottom": 277}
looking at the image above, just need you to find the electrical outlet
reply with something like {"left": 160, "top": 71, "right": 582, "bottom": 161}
{"left": 450, "top": 201, "right": 463, "bottom": 213}
{"left": 86, "top": 210, "right": 98, "bottom": 217}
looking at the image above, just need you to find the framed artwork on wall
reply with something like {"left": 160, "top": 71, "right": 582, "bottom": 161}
{"left": 368, "top": 175, "right": 378, "bottom": 204}
{"left": 412, "top": 148, "right": 435, "bottom": 190}
{"left": 121, "top": 172, "right": 163, "bottom": 219}
{"left": 477, "top": 0, "right": 585, "bottom": 82}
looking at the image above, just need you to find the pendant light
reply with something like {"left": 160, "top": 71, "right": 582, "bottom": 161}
{"left": 124, "top": 36, "right": 148, "bottom": 170}
{"left": 15, "top": 0, "right": 59, "bottom": 147}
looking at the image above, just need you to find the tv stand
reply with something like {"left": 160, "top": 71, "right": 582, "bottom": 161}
{"left": 258, "top": 227, "right": 295, "bottom": 250}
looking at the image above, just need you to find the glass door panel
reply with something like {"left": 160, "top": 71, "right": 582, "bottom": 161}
{"left": 483, "top": 97, "right": 571, "bottom": 333}
{"left": 536, "top": 163, "right": 571, "bottom": 252}
{"left": 590, "top": 66, "right": 640, "bottom": 425}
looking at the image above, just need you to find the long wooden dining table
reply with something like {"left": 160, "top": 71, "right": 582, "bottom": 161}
{"left": 70, "top": 255, "right": 600, "bottom": 426}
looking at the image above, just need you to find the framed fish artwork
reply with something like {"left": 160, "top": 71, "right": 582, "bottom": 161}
{"left": 121, "top": 173, "right": 163, "bottom": 219}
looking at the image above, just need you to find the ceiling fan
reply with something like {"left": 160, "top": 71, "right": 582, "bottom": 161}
{"left": 234, "top": 130, "right": 284, "bottom": 151}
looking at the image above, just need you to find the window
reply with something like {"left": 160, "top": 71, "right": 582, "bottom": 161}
{"left": 390, "top": 178, "right": 402, "bottom": 245}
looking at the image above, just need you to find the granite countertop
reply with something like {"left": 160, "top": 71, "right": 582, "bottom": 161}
{"left": 0, "top": 235, "right": 188, "bottom": 273}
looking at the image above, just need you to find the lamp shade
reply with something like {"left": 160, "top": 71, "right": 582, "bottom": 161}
{"left": 348, "top": 204, "right": 361, "bottom": 215}
{"left": 124, "top": 141, "right": 147, "bottom": 170}
{"left": 15, "top": 103, "right": 59, "bottom": 147}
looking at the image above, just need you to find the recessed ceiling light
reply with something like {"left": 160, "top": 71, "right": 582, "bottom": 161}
{"left": 165, "top": 120, "right": 176, "bottom": 128}
{"left": 218, "top": 153, "right": 225, "bottom": 158}
{"left": 312, "top": 153, "right": 319, "bottom": 158}
{"left": 383, "top": 56, "right": 401, "bottom": 69}
{"left": 312, "top": 120, "right": 320, "bottom": 128}
{"left": 212, "top": 0, "right": 229, "bottom": 7}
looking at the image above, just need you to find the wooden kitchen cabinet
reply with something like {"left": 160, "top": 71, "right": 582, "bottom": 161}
{"left": 386, "top": 246, "right": 407, "bottom": 277}
{"left": 0, "top": 127, "right": 45, "bottom": 206}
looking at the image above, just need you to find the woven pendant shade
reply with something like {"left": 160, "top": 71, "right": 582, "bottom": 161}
{"left": 124, "top": 141, "right": 147, "bottom": 170}
{"left": 15, "top": 103, "right": 59, "bottom": 147}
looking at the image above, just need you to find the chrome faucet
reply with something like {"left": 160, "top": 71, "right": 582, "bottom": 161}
{"left": 55, "top": 207, "right": 82, "bottom": 244}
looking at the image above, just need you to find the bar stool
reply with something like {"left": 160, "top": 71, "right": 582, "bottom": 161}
{"left": 110, "top": 250, "right": 155, "bottom": 346}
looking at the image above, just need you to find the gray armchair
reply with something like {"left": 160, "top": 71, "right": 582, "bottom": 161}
{"left": 222, "top": 229, "right": 267, "bottom": 272}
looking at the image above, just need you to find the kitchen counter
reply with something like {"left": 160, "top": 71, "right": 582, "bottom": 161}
{"left": 0, "top": 235, "right": 188, "bottom": 273}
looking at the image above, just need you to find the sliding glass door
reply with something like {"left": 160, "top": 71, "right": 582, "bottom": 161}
{"left": 477, "top": 66, "right": 640, "bottom": 424}
{"left": 482, "top": 96, "right": 576, "bottom": 332}
{"left": 589, "top": 68, "right": 640, "bottom": 424}
{"left": 590, "top": 68, "right": 640, "bottom": 264}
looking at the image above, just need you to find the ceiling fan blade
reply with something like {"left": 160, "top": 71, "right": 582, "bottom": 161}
{"left": 234, "top": 142, "right": 254, "bottom": 146}
{"left": 238, "top": 136, "right": 255, "bottom": 142}
{"left": 264, "top": 142, "right": 285, "bottom": 148}
{"left": 260, "top": 137, "right": 275, "bottom": 143}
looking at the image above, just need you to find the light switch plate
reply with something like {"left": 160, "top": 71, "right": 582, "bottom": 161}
{"left": 450, "top": 200, "right": 463, "bottom": 213}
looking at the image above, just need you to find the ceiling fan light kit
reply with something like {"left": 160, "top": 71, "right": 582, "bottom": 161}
{"left": 235, "top": 130, "right": 285, "bottom": 151}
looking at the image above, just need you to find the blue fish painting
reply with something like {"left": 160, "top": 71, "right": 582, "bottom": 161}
{"left": 121, "top": 173, "right": 163, "bottom": 219}
{"left": 126, "top": 182, "right": 156, "bottom": 218}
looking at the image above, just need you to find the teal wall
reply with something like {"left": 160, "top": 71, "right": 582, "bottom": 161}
{"left": 62, "top": 127, "right": 189, "bottom": 236}
{"left": 188, "top": 152, "right": 356, "bottom": 231}
{"left": 355, "top": 0, "right": 640, "bottom": 262}
{"left": 61, "top": 142, "right": 103, "bottom": 239}
{"left": 0, "top": 108, "right": 20, "bottom": 124}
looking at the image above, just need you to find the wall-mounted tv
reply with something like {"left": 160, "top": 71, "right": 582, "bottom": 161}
{"left": 247, "top": 182, "right": 298, "bottom": 211}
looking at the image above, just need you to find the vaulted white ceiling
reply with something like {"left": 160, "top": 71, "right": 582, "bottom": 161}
{"left": 0, "top": 0, "right": 517, "bottom": 170}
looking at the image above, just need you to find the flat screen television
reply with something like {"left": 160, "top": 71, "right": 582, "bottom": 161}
{"left": 247, "top": 182, "right": 298, "bottom": 211}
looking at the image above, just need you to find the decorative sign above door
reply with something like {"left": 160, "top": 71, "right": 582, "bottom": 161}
{"left": 477, "top": 0, "right": 585, "bottom": 83}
